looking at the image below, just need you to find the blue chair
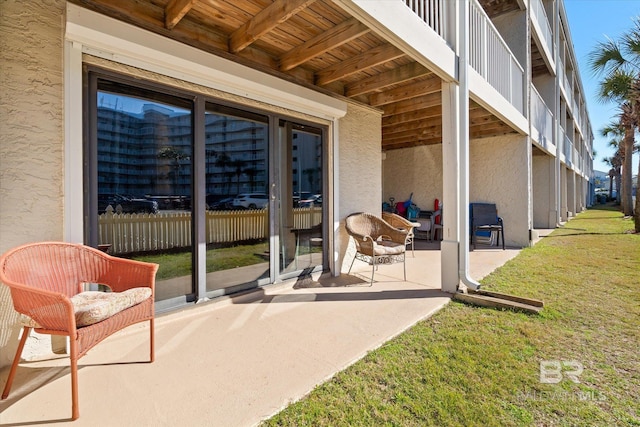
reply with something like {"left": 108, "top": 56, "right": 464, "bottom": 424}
{"left": 470, "top": 203, "right": 505, "bottom": 250}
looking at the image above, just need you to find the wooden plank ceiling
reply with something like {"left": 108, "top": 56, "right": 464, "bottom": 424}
{"left": 70, "top": 0, "right": 516, "bottom": 150}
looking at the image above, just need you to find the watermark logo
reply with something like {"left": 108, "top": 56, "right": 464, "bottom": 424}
{"left": 539, "top": 360, "right": 583, "bottom": 384}
{"left": 517, "top": 360, "right": 606, "bottom": 402}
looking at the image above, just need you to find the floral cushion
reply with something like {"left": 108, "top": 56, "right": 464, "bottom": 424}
{"left": 17, "top": 288, "right": 152, "bottom": 329}
{"left": 72, "top": 288, "right": 152, "bottom": 327}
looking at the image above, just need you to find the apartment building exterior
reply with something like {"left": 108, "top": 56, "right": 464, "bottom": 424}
{"left": 0, "top": 0, "right": 592, "bottom": 365}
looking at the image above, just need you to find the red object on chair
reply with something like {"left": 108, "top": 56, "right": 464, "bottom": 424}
{"left": 434, "top": 199, "right": 441, "bottom": 224}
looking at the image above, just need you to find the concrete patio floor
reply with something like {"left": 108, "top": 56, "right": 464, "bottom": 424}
{"left": 0, "top": 241, "right": 521, "bottom": 426}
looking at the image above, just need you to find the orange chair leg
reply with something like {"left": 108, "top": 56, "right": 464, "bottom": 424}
{"left": 149, "top": 318, "right": 155, "bottom": 363}
{"left": 70, "top": 355, "right": 79, "bottom": 420}
{"left": 2, "top": 326, "right": 31, "bottom": 400}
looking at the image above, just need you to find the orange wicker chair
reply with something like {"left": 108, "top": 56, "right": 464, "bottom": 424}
{"left": 345, "top": 213, "right": 407, "bottom": 285}
{"left": 0, "top": 242, "right": 159, "bottom": 420}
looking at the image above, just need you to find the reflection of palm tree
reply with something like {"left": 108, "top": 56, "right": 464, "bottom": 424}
{"left": 230, "top": 159, "right": 245, "bottom": 194}
{"left": 243, "top": 167, "right": 258, "bottom": 191}
{"left": 158, "top": 146, "right": 190, "bottom": 192}
{"left": 303, "top": 167, "right": 320, "bottom": 193}
{"left": 215, "top": 152, "right": 231, "bottom": 194}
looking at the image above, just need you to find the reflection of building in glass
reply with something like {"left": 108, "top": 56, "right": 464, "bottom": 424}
{"left": 292, "top": 131, "right": 322, "bottom": 195}
{"left": 97, "top": 101, "right": 192, "bottom": 198}
{"left": 97, "top": 100, "right": 273, "bottom": 201}
{"left": 205, "top": 112, "right": 268, "bottom": 198}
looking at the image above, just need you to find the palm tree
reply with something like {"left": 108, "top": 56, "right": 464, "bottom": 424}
{"left": 601, "top": 121, "right": 625, "bottom": 202}
{"left": 589, "top": 19, "right": 640, "bottom": 230}
{"left": 603, "top": 154, "right": 622, "bottom": 202}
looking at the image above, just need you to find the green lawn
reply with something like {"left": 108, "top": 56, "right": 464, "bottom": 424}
{"left": 263, "top": 205, "right": 640, "bottom": 427}
{"left": 134, "top": 242, "right": 269, "bottom": 280}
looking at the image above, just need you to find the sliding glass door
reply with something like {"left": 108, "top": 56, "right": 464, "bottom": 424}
{"left": 278, "top": 121, "right": 325, "bottom": 276}
{"left": 90, "top": 77, "right": 195, "bottom": 304}
{"left": 86, "top": 69, "right": 327, "bottom": 308}
{"left": 204, "top": 105, "right": 270, "bottom": 295}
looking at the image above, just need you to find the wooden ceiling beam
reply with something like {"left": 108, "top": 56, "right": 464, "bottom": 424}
{"left": 165, "top": 0, "right": 198, "bottom": 30}
{"left": 382, "top": 134, "right": 442, "bottom": 148}
{"left": 345, "top": 62, "right": 431, "bottom": 97}
{"left": 381, "top": 117, "right": 441, "bottom": 135}
{"left": 229, "top": 0, "right": 317, "bottom": 54}
{"left": 382, "top": 105, "right": 442, "bottom": 127}
{"left": 279, "top": 17, "right": 370, "bottom": 71}
{"left": 382, "top": 92, "right": 441, "bottom": 117}
{"left": 369, "top": 75, "right": 441, "bottom": 107}
{"left": 315, "top": 44, "right": 404, "bottom": 86}
{"left": 382, "top": 125, "right": 441, "bottom": 140}
{"left": 471, "top": 127, "right": 516, "bottom": 139}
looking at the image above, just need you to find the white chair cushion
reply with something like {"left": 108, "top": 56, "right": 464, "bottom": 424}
{"left": 373, "top": 240, "right": 405, "bottom": 256}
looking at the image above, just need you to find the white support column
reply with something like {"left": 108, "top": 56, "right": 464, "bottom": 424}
{"left": 441, "top": 82, "right": 460, "bottom": 293}
{"left": 64, "top": 40, "right": 84, "bottom": 244}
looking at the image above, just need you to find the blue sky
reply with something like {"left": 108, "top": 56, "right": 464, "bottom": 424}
{"left": 564, "top": 0, "right": 640, "bottom": 173}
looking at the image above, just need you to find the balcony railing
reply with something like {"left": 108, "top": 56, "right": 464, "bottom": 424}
{"left": 469, "top": 0, "right": 525, "bottom": 114}
{"left": 531, "top": 85, "right": 554, "bottom": 148}
{"left": 563, "top": 69, "right": 572, "bottom": 106}
{"left": 564, "top": 134, "right": 573, "bottom": 165}
{"left": 530, "top": 0, "right": 554, "bottom": 58}
{"left": 404, "top": 0, "right": 447, "bottom": 40}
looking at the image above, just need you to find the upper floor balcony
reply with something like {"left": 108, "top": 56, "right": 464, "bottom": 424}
{"left": 531, "top": 84, "right": 554, "bottom": 152}
{"left": 530, "top": 0, "right": 555, "bottom": 74}
{"left": 70, "top": 0, "right": 528, "bottom": 152}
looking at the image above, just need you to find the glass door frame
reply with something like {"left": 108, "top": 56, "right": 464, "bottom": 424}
{"left": 273, "top": 119, "right": 328, "bottom": 282}
{"left": 85, "top": 67, "right": 331, "bottom": 309}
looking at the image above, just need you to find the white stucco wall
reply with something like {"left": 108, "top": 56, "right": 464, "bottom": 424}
{"left": 382, "top": 144, "right": 443, "bottom": 212}
{"left": 0, "top": 0, "right": 66, "bottom": 368}
{"left": 470, "top": 135, "right": 531, "bottom": 247}
{"left": 493, "top": 10, "right": 528, "bottom": 74}
{"left": 561, "top": 166, "right": 568, "bottom": 221}
{"left": 383, "top": 135, "right": 531, "bottom": 248}
{"left": 337, "top": 103, "right": 383, "bottom": 272}
{"left": 532, "top": 153, "right": 557, "bottom": 228}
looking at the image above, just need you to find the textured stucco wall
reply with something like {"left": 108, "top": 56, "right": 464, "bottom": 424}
{"left": 0, "top": 0, "right": 66, "bottom": 367}
{"left": 560, "top": 166, "right": 568, "bottom": 221}
{"left": 337, "top": 104, "right": 382, "bottom": 272}
{"left": 383, "top": 136, "right": 531, "bottom": 247}
{"left": 470, "top": 135, "right": 531, "bottom": 247}
{"left": 532, "top": 153, "right": 555, "bottom": 228}
{"left": 382, "top": 144, "right": 442, "bottom": 212}
{"left": 493, "top": 10, "right": 528, "bottom": 71}
{"left": 532, "top": 74, "right": 555, "bottom": 106}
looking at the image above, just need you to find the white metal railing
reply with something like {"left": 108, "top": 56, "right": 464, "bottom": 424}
{"left": 563, "top": 70, "right": 572, "bottom": 106}
{"left": 403, "top": 0, "right": 448, "bottom": 41}
{"left": 558, "top": 60, "right": 566, "bottom": 96}
{"left": 98, "top": 207, "right": 322, "bottom": 255}
{"left": 530, "top": 0, "right": 553, "bottom": 58}
{"left": 564, "top": 134, "right": 573, "bottom": 164}
{"left": 573, "top": 98, "right": 581, "bottom": 127}
{"left": 469, "top": 0, "right": 525, "bottom": 114}
{"left": 531, "top": 85, "right": 554, "bottom": 147}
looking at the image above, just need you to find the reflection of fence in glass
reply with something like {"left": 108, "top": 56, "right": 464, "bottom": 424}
{"left": 99, "top": 208, "right": 322, "bottom": 255}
